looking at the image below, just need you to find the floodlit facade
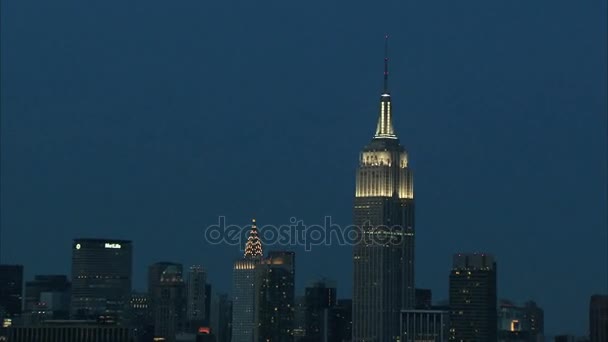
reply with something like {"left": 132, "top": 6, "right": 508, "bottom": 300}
{"left": 353, "top": 36, "right": 415, "bottom": 342}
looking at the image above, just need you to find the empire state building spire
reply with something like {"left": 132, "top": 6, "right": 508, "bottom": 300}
{"left": 244, "top": 218, "right": 263, "bottom": 258}
{"left": 374, "top": 34, "right": 397, "bottom": 139}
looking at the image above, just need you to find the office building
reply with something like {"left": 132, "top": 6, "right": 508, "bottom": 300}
{"left": 127, "top": 291, "right": 153, "bottom": 341}
{"left": 497, "top": 299, "right": 544, "bottom": 342}
{"left": 210, "top": 292, "right": 232, "bottom": 342}
{"left": 23, "top": 275, "right": 70, "bottom": 323}
{"left": 303, "top": 279, "right": 337, "bottom": 342}
{"left": 6, "top": 320, "right": 134, "bottom": 341}
{"left": 353, "top": 36, "right": 415, "bottom": 342}
{"left": 449, "top": 253, "right": 497, "bottom": 342}
{"left": 70, "top": 239, "right": 132, "bottom": 321}
{"left": 333, "top": 299, "right": 353, "bottom": 342}
{"left": 590, "top": 294, "right": 608, "bottom": 342}
{"left": 255, "top": 251, "right": 295, "bottom": 342}
{"left": 400, "top": 309, "right": 449, "bottom": 342}
{"left": 187, "top": 265, "right": 207, "bottom": 328}
{"left": 0, "top": 265, "right": 24, "bottom": 319}
{"left": 231, "top": 219, "right": 263, "bottom": 342}
{"left": 152, "top": 263, "right": 187, "bottom": 342}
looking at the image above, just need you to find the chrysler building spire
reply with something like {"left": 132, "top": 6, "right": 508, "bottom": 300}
{"left": 244, "top": 218, "right": 263, "bottom": 258}
{"left": 374, "top": 34, "right": 397, "bottom": 139}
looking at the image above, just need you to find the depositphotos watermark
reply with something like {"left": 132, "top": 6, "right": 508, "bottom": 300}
{"left": 203, "top": 216, "right": 411, "bottom": 251}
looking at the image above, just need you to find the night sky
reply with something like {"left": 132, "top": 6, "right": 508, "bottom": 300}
{"left": 1, "top": 0, "right": 606, "bottom": 336}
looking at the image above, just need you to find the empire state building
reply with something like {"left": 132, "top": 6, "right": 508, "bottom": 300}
{"left": 353, "top": 36, "right": 415, "bottom": 342}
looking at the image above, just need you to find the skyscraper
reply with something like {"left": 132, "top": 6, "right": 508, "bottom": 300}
{"left": 70, "top": 239, "right": 132, "bottom": 321}
{"left": 149, "top": 261, "right": 180, "bottom": 326}
{"left": 523, "top": 301, "right": 544, "bottom": 342}
{"left": 303, "top": 279, "right": 337, "bottom": 342}
{"left": 353, "top": 36, "right": 415, "bottom": 342}
{"left": 0, "top": 265, "right": 23, "bottom": 319}
{"left": 231, "top": 219, "right": 263, "bottom": 342}
{"left": 210, "top": 292, "right": 232, "bottom": 342}
{"left": 152, "top": 263, "right": 187, "bottom": 342}
{"left": 449, "top": 253, "right": 497, "bottom": 342}
{"left": 254, "top": 251, "right": 295, "bottom": 342}
{"left": 127, "top": 291, "right": 154, "bottom": 341}
{"left": 333, "top": 299, "right": 353, "bottom": 342}
{"left": 590, "top": 294, "right": 608, "bottom": 342}
{"left": 187, "top": 265, "right": 207, "bottom": 327}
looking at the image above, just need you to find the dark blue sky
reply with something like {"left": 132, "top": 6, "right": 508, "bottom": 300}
{"left": 1, "top": 0, "right": 606, "bottom": 336}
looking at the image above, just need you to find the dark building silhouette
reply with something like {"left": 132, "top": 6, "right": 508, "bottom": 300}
{"left": 6, "top": 320, "right": 134, "bottom": 341}
{"left": 400, "top": 309, "right": 449, "bottom": 342}
{"left": 148, "top": 261, "right": 180, "bottom": 329}
{"left": 449, "top": 253, "right": 497, "bottom": 342}
{"left": 294, "top": 296, "right": 307, "bottom": 339}
{"left": 303, "top": 279, "right": 337, "bottom": 341}
{"left": 255, "top": 251, "right": 295, "bottom": 342}
{"left": 554, "top": 335, "right": 576, "bottom": 342}
{"left": 352, "top": 36, "right": 415, "bottom": 342}
{"left": 497, "top": 299, "right": 544, "bottom": 342}
{"left": 151, "top": 263, "right": 186, "bottom": 342}
{"left": 590, "top": 294, "right": 608, "bottom": 342}
{"left": 415, "top": 289, "right": 432, "bottom": 310}
{"left": 127, "top": 291, "right": 153, "bottom": 341}
{"left": 0, "top": 265, "right": 24, "bottom": 318}
{"left": 300, "top": 280, "right": 352, "bottom": 342}
{"left": 210, "top": 292, "right": 232, "bottom": 342}
{"left": 70, "top": 239, "right": 132, "bottom": 322}
{"left": 204, "top": 283, "right": 212, "bottom": 326}
{"left": 333, "top": 299, "right": 353, "bottom": 342}
{"left": 187, "top": 265, "right": 207, "bottom": 329}
{"left": 523, "top": 301, "right": 544, "bottom": 342}
{"left": 23, "top": 275, "right": 70, "bottom": 323}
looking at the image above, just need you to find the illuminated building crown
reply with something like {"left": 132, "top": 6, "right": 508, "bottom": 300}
{"left": 244, "top": 219, "right": 263, "bottom": 258}
{"left": 374, "top": 34, "right": 397, "bottom": 140}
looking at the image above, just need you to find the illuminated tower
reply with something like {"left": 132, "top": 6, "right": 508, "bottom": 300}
{"left": 352, "top": 36, "right": 415, "bottom": 342}
{"left": 231, "top": 219, "right": 263, "bottom": 342}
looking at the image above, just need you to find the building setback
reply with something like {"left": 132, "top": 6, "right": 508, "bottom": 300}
{"left": 352, "top": 36, "right": 415, "bottom": 342}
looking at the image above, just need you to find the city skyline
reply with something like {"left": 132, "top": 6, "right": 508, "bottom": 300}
{"left": 1, "top": 0, "right": 606, "bottom": 338}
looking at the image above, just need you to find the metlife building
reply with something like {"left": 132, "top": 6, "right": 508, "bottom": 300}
{"left": 71, "top": 238, "right": 133, "bottom": 322}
